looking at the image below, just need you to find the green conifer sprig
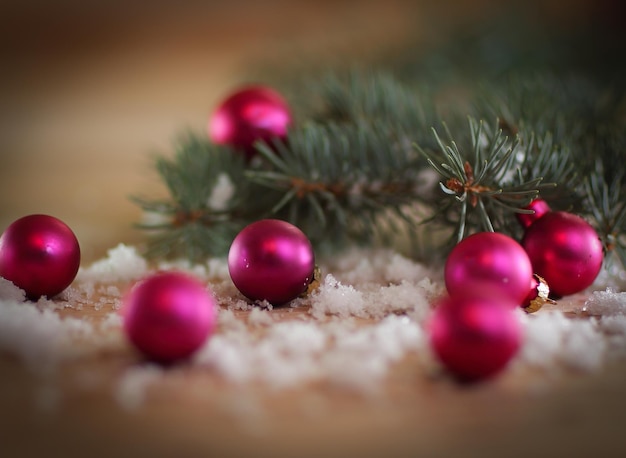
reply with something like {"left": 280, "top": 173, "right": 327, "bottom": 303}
{"left": 311, "top": 72, "right": 436, "bottom": 131}
{"left": 585, "top": 159, "right": 626, "bottom": 268}
{"left": 415, "top": 117, "right": 553, "bottom": 243}
{"left": 247, "top": 121, "right": 423, "bottom": 246}
{"left": 131, "top": 134, "right": 255, "bottom": 262}
{"left": 132, "top": 70, "right": 626, "bottom": 267}
{"left": 515, "top": 131, "right": 579, "bottom": 212}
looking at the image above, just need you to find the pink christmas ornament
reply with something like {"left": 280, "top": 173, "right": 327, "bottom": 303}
{"left": 122, "top": 271, "right": 217, "bottom": 363}
{"left": 428, "top": 294, "right": 523, "bottom": 382}
{"left": 228, "top": 219, "right": 315, "bottom": 305}
{"left": 516, "top": 198, "right": 551, "bottom": 229}
{"left": 208, "top": 85, "right": 292, "bottom": 159}
{"left": 0, "top": 214, "right": 80, "bottom": 299}
{"left": 445, "top": 232, "right": 533, "bottom": 306}
{"left": 522, "top": 211, "right": 603, "bottom": 297}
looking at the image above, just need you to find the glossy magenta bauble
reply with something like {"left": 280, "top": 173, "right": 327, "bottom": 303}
{"left": 228, "top": 219, "right": 315, "bottom": 305}
{"left": 445, "top": 232, "right": 533, "bottom": 306}
{"left": 516, "top": 198, "right": 551, "bottom": 229}
{"left": 428, "top": 295, "right": 522, "bottom": 382}
{"left": 122, "top": 271, "right": 217, "bottom": 363}
{"left": 208, "top": 85, "right": 292, "bottom": 158}
{"left": 522, "top": 211, "right": 603, "bottom": 297}
{"left": 0, "top": 214, "right": 81, "bottom": 299}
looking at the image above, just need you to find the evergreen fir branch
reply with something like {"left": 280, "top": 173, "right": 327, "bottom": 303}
{"left": 416, "top": 117, "right": 546, "bottom": 242}
{"left": 472, "top": 73, "right": 593, "bottom": 144}
{"left": 309, "top": 70, "right": 439, "bottom": 149}
{"left": 246, "top": 122, "right": 424, "bottom": 246}
{"left": 131, "top": 67, "right": 626, "bottom": 266}
{"left": 131, "top": 133, "right": 267, "bottom": 262}
{"left": 514, "top": 131, "right": 580, "bottom": 211}
{"left": 585, "top": 158, "right": 626, "bottom": 268}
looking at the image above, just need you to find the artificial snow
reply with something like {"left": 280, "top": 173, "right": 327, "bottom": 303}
{"left": 194, "top": 314, "right": 424, "bottom": 393}
{"left": 115, "top": 364, "right": 165, "bottom": 410}
{"left": 517, "top": 310, "right": 609, "bottom": 373}
{"left": 0, "top": 276, "right": 26, "bottom": 302}
{"left": 308, "top": 273, "right": 434, "bottom": 320}
{"left": 309, "top": 274, "right": 367, "bottom": 319}
{"left": 0, "top": 298, "right": 94, "bottom": 373}
{"left": 0, "top": 277, "right": 125, "bottom": 375}
{"left": 247, "top": 307, "right": 274, "bottom": 327}
{"left": 3, "top": 246, "right": 626, "bottom": 412}
{"left": 583, "top": 289, "right": 626, "bottom": 316}
{"left": 77, "top": 244, "right": 148, "bottom": 283}
{"left": 207, "top": 173, "right": 235, "bottom": 211}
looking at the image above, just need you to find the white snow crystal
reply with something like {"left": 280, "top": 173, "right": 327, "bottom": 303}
{"left": 519, "top": 311, "right": 606, "bottom": 372}
{"left": 0, "top": 299, "right": 94, "bottom": 373}
{"left": 308, "top": 273, "right": 434, "bottom": 320}
{"left": 247, "top": 307, "right": 274, "bottom": 327}
{"left": 0, "top": 277, "right": 26, "bottom": 302}
{"left": 4, "top": 241, "right": 626, "bottom": 407}
{"left": 309, "top": 274, "right": 367, "bottom": 319}
{"left": 362, "top": 281, "right": 432, "bottom": 320}
{"left": 597, "top": 315, "right": 626, "bottom": 334}
{"left": 265, "top": 321, "right": 327, "bottom": 357}
{"left": 115, "top": 364, "right": 164, "bottom": 410}
{"left": 583, "top": 289, "right": 626, "bottom": 316}
{"left": 140, "top": 211, "right": 171, "bottom": 228}
{"left": 326, "top": 248, "right": 434, "bottom": 286}
{"left": 207, "top": 173, "right": 235, "bottom": 211}
{"left": 100, "top": 312, "right": 123, "bottom": 332}
{"left": 195, "top": 320, "right": 327, "bottom": 388}
{"left": 321, "top": 316, "right": 423, "bottom": 393}
{"left": 383, "top": 253, "right": 434, "bottom": 284}
{"left": 77, "top": 244, "right": 148, "bottom": 283}
{"left": 193, "top": 313, "right": 424, "bottom": 394}
{"left": 195, "top": 334, "right": 254, "bottom": 384}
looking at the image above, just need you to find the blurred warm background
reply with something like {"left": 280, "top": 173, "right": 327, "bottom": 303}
{"left": 0, "top": 0, "right": 624, "bottom": 262}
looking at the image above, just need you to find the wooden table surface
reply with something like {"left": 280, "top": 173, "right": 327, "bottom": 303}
{"left": 2, "top": 1, "right": 626, "bottom": 457}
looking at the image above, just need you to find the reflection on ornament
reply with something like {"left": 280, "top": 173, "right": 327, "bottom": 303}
{"left": 228, "top": 219, "right": 315, "bottom": 305}
{"left": 122, "top": 271, "right": 217, "bottom": 363}
{"left": 445, "top": 232, "right": 533, "bottom": 306}
{"left": 0, "top": 214, "right": 80, "bottom": 299}
{"left": 516, "top": 198, "right": 551, "bottom": 229}
{"left": 208, "top": 85, "right": 292, "bottom": 159}
{"left": 428, "top": 294, "right": 522, "bottom": 382}
{"left": 522, "top": 211, "right": 603, "bottom": 297}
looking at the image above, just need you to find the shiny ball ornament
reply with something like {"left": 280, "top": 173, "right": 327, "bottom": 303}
{"left": 228, "top": 219, "right": 315, "bottom": 305}
{"left": 516, "top": 198, "right": 551, "bottom": 229}
{"left": 428, "top": 295, "right": 523, "bottom": 382}
{"left": 0, "top": 214, "right": 80, "bottom": 299}
{"left": 522, "top": 211, "right": 603, "bottom": 297}
{"left": 445, "top": 232, "right": 533, "bottom": 306}
{"left": 122, "top": 271, "right": 217, "bottom": 363}
{"left": 208, "top": 85, "right": 292, "bottom": 159}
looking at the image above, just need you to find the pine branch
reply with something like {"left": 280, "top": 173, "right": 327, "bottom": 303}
{"left": 131, "top": 67, "right": 626, "bottom": 267}
{"left": 247, "top": 122, "right": 424, "bottom": 246}
{"left": 416, "top": 117, "right": 552, "bottom": 243}
{"left": 584, "top": 127, "right": 626, "bottom": 268}
{"left": 308, "top": 70, "right": 439, "bottom": 149}
{"left": 131, "top": 133, "right": 270, "bottom": 262}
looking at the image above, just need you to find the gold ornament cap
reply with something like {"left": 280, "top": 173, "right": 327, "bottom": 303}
{"left": 523, "top": 274, "right": 557, "bottom": 313}
{"left": 301, "top": 265, "right": 322, "bottom": 297}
